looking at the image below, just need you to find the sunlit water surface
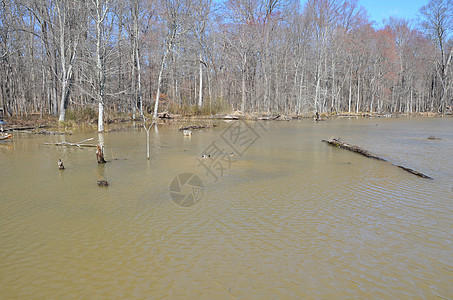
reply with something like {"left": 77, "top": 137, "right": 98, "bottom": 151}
{"left": 1, "top": 118, "right": 452, "bottom": 298}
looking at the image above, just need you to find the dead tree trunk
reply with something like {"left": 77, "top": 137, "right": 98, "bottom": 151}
{"left": 96, "top": 144, "right": 106, "bottom": 163}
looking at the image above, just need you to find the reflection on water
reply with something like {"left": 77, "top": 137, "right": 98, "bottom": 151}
{"left": 0, "top": 118, "right": 452, "bottom": 298}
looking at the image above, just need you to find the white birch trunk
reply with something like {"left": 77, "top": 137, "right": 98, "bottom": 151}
{"left": 198, "top": 54, "right": 203, "bottom": 107}
{"left": 153, "top": 48, "right": 170, "bottom": 119}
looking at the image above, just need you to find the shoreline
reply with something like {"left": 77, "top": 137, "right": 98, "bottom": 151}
{"left": 1, "top": 111, "right": 451, "bottom": 133}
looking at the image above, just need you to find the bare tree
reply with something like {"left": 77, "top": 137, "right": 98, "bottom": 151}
{"left": 56, "top": 0, "right": 81, "bottom": 122}
{"left": 87, "top": 0, "right": 114, "bottom": 132}
{"left": 0, "top": 0, "right": 450, "bottom": 119}
{"left": 420, "top": 0, "right": 453, "bottom": 111}
{"left": 191, "top": 0, "right": 212, "bottom": 108}
{"left": 153, "top": 0, "right": 192, "bottom": 118}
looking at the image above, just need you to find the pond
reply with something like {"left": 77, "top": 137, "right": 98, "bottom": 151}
{"left": 0, "top": 117, "right": 452, "bottom": 298}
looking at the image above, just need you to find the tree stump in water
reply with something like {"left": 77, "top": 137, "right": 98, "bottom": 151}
{"left": 178, "top": 124, "right": 217, "bottom": 131}
{"left": 58, "top": 159, "right": 65, "bottom": 170}
{"left": 96, "top": 144, "right": 106, "bottom": 164}
{"left": 97, "top": 180, "right": 109, "bottom": 187}
{"left": 314, "top": 112, "right": 325, "bottom": 122}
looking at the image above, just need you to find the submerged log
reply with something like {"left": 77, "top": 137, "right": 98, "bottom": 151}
{"left": 397, "top": 166, "right": 433, "bottom": 179}
{"left": 37, "top": 130, "right": 70, "bottom": 135}
{"left": 96, "top": 144, "right": 106, "bottom": 164}
{"left": 178, "top": 124, "right": 217, "bottom": 131}
{"left": 322, "top": 138, "right": 433, "bottom": 180}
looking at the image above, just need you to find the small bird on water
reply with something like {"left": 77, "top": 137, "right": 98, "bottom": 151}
{"left": 58, "top": 159, "right": 65, "bottom": 170}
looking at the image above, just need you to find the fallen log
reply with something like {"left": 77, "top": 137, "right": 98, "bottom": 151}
{"left": 322, "top": 138, "right": 387, "bottom": 161}
{"left": 37, "top": 130, "right": 71, "bottom": 135}
{"left": 257, "top": 115, "right": 277, "bottom": 120}
{"left": 212, "top": 114, "right": 240, "bottom": 120}
{"left": 178, "top": 124, "right": 217, "bottom": 131}
{"left": 44, "top": 137, "right": 97, "bottom": 147}
{"left": 5, "top": 125, "right": 46, "bottom": 132}
{"left": 397, "top": 165, "right": 433, "bottom": 179}
{"left": 158, "top": 112, "right": 172, "bottom": 119}
{"left": 274, "top": 114, "right": 292, "bottom": 121}
{"left": 322, "top": 138, "right": 433, "bottom": 180}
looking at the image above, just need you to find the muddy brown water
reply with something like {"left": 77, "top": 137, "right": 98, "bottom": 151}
{"left": 1, "top": 118, "right": 452, "bottom": 298}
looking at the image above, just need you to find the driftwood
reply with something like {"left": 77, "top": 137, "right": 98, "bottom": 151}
{"left": 44, "top": 137, "right": 97, "bottom": 147}
{"left": 178, "top": 124, "right": 217, "bottom": 131}
{"left": 96, "top": 144, "right": 106, "bottom": 163}
{"left": 322, "top": 138, "right": 433, "bottom": 180}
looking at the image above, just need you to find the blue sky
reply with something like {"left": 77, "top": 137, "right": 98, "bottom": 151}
{"left": 359, "top": 0, "right": 428, "bottom": 27}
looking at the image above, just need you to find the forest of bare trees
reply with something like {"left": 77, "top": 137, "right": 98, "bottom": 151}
{"left": 1, "top": 0, "right": 452, "bottom": 127}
